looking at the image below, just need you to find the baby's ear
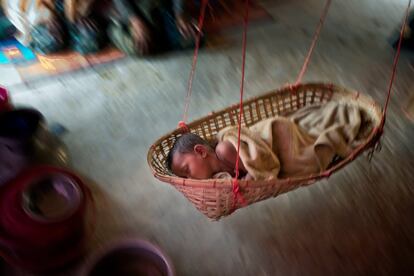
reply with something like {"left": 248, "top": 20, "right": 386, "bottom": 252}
{"left": 194, "top": 144, "right": 208, "bottom": 158}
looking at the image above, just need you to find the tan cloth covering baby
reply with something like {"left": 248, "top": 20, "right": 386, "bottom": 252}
{"left": 217, "top": 101, "right": 371, "bottom": 180}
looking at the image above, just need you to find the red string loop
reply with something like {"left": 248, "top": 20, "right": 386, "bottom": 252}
{"left": 178, "top": 121, "right": 190, "bottom": 133}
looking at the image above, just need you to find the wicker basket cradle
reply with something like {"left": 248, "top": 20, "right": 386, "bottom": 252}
{"left": 147, "top": 83, "right": 383, "bottom": 220}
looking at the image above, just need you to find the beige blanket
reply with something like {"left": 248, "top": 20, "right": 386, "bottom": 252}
{"left": 217, "top": 101, "right": 372, "bottom": 180}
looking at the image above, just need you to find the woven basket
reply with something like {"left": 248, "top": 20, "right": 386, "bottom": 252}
{"left": 147, "top": 83, "right": 383, "bottom": 220}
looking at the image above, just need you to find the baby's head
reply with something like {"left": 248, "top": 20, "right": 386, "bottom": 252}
{"left": 167, "top": 133, "right": 220, "bottom": 179}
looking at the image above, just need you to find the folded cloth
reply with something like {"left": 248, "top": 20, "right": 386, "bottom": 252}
{"left": 217, "top": 101, "right": 373, "bottom": 180}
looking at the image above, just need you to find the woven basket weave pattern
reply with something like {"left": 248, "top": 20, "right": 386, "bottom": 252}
{"left": 148, "top": 83, "right": 382, "bottom": 219}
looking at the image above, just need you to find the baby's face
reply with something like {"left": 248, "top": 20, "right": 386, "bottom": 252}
{"left": 171, "top": 151, "right": 216, "bottom": 179}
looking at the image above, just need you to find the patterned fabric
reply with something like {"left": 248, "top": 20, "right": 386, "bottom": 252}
{"left": 107, "top": 20, "right": 139, "bottom": 55}
{"left": 0, "top": 6, "right": 15, "bottom": 39}
{"left": 29, "top": 19, "right": 67, "bottom": 55}
{"left": 109, "top": 1, "right": 197, "bottom": 55}
{"left": 68, "top": 17, "right": 107, "bottom": 55}
{"left": 2, "top": 0, "right": 106, "bottom": 55}
{"left": 1, "top": 0, "right": 55, "bottom": 45}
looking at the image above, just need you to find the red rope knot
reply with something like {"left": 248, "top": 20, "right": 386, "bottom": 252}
{"left": 178, "top": 121, "right": 190, "bottom": 133}
{"left": 322, "top": 170, "right": 332, "bottom": 178}
{"left": 285, "top": 83, "right": 298, "bottom": 92}
{"left": 232, "top": 179, "right": 240, "bottom": 194}
{"left": 231, "top": 178, "right": 247, "bottom": 208}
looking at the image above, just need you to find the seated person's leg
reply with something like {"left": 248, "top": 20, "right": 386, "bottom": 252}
{"left": 29, "top": 17, "right": 67, "bottom": 55}
{"left": 54, "top": 0, "right": 109, "bottom": 55}
{"left": 109, "top": 0, "right": 201, "bottom": 55}
{"left": 108, "top": 16, "right": 155, "bottom": 55}
{"left": 108, "top": 0, "right": 156, "bottom": 56}
{"left": 107, "top": 21, "right": 137, "bottom": 55}
{"left": 68, "top": 16, "right": 108, "bottom": 55}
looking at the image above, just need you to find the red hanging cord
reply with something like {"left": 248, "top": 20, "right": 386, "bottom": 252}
{"left": 182, "top": 0, "right": 209, "bottom": 125}
{"left": 295, "top": 0, "right": 332, "bottom": 86}
{"left": 380, "top": 0, "right": 412, "bottom": 129}
{"left": 231, "top": 0, "right": 332, "bottom": 209}
{"left": 232, "top": 0, "right": 250, "bottom": 210}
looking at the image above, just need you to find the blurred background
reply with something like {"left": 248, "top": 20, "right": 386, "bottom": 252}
{"left": 1, "top": 0, "right": 414, "bottom": 275}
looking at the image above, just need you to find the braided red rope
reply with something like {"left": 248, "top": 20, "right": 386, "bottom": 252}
{"left": 295, "top": 0, "right": 332, "bottom": 86}
{"left": 232, "top": 0, "right": 250, "bottom": 210}
{"left": 182, "top": 0, "right": 209, "bottom": 125}
{"left": 381, "top": 0, "right": 412, "bottom": 129}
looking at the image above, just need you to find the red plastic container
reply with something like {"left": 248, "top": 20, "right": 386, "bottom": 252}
{"left": 0, "top": 166, "right": 92, "bottom": 273}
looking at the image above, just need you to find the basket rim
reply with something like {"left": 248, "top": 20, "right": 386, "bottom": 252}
{"left": 147, "top": 82, "right": 383, "bottom": 189}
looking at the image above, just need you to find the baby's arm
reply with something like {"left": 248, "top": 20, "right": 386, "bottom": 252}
{"left": 215, "top": 141, "right": 247, "bottom": 174}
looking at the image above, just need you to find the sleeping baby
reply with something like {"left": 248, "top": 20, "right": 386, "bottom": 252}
{"left": 167, "top": 101, "right": 372, "bottom": 180}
